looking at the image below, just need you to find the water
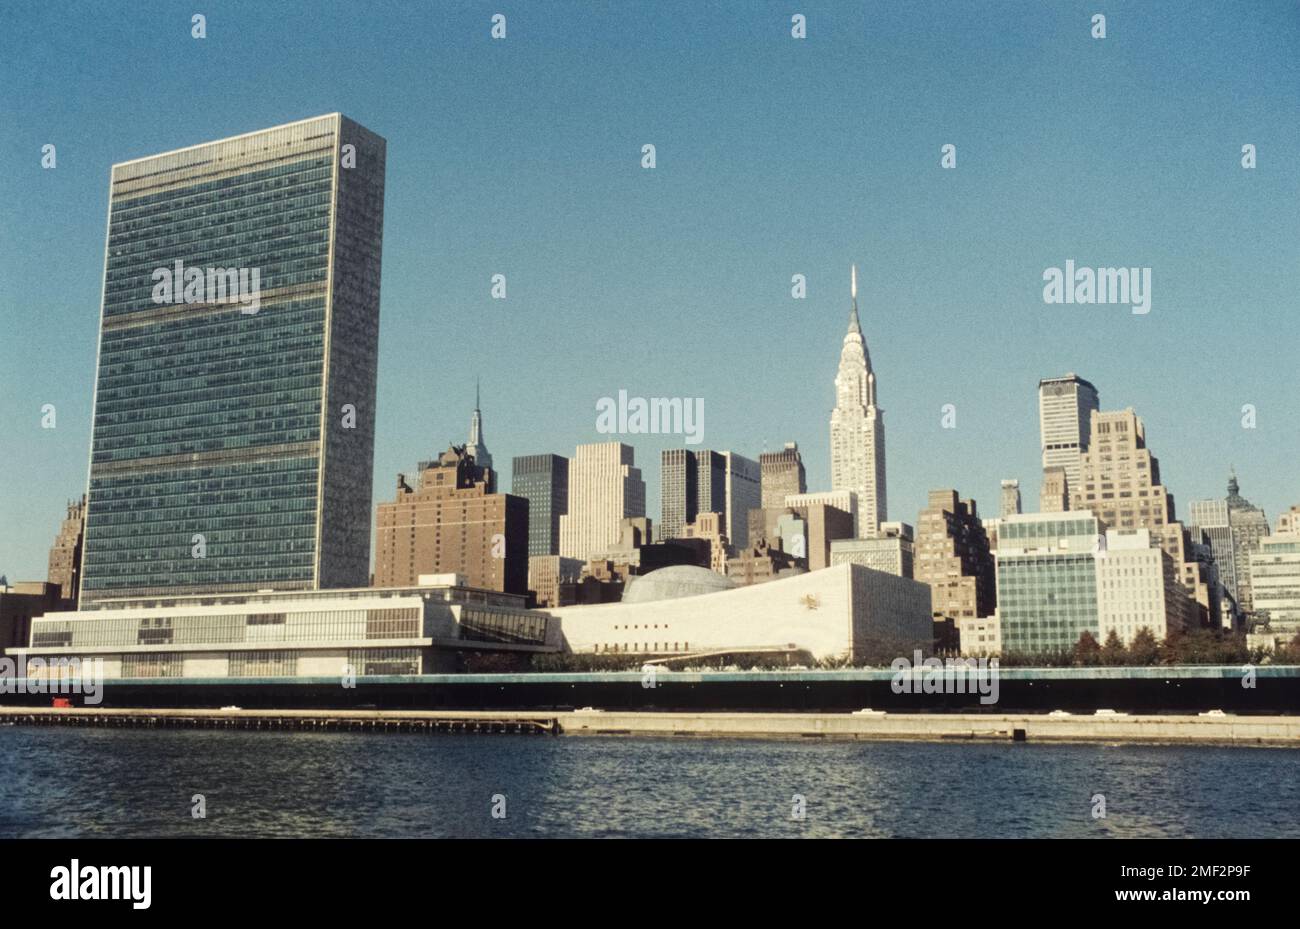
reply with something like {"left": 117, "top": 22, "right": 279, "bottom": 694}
{"left": 0, "top": 727, "right": 1295, "bottom": 838}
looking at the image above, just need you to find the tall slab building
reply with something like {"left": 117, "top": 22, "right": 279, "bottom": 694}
{"left": 1037, "top": 372, "right": 1099, "bottom": 505}
{"left": 559, "top": 442, "right": 646, "bottom": 561}
{"left": 512, "top": 453, "right": 570, "bottom": 556}
{"left": 830, "top": 266, "right": 886, "bottom": 538}
{"left": 79, "top": 115, "right": 386, "bottom": 603}
{"left": 660, "top": 448, "right": 759, "bottom": 546}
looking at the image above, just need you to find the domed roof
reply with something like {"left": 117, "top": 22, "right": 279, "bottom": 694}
{"left": 622, "top": 565, "right": 737, "bottom": 604}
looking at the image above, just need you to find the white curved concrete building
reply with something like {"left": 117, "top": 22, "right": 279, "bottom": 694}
{"left": 550, "top": 563, "right": 931, "bottom": 663}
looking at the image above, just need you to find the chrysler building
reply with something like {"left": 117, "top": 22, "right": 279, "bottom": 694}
{"left": 830, "top": 265, "right": 887, "bottom": 537}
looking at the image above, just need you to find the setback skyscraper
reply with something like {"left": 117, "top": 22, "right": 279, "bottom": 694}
{"left": 830, "top": 266, "right": 887, "bottom": 537}
{"left": 79, "top": 115, "right": 386, "bottom": 603}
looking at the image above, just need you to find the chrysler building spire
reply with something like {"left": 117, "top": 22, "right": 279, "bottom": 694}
{"left": 830, "top": 265, "right": 886, "bottom": 537}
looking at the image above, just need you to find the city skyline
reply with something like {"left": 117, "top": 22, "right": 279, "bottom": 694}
{"left": 4, "top": 1, "right": 1299, "bottom": 582}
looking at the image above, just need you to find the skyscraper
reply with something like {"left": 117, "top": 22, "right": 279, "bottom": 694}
{"left": 830, "top": 265, "right": 887, "bottom": 537}
{"left": 79, "top": 115, "right": 386, "bottom": 603}
{"left": 759, "top": 442, "right": 806, "bottom": 509}
{"left": 1000, "top": 479, "right": 1022, "bottom": 517}
{"left": 46, "top": 495, "right": 86, "bottom": 606}
{"left": 1191, "top": 472, "right": 1272, "bottom": 613}
{"left": 511, "top": 453, "right": 569, "bottom": 556}
{"left": 1073, "top": 408, "right": 1212, "bottom": 624}
{"left": 465, "top": 378, "right": 494, "bottom": 490}
{"left": 914, "top": 490, "right": 996, "bottom": 639}
{"left": 660, "top": 448, "right": 759, "bottom": 546}
{"left": 1037, "top": 373, "right": 1099, "bottom": 504}
{"left": 559, "top": 442, "right": 646, "bottom": 561}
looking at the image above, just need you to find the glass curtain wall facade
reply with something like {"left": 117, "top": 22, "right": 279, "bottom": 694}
{"left": 80, "top": 114, "right": 386, "bottom": 603}
{"left": 997, "top": 515, "right": 1102, "bottom": 655}
{"left": 511, "top": 454, "right": 569, "bottom": 556}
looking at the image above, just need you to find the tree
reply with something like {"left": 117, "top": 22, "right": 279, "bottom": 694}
{"left": 1073, "top": 631, "right": 1101, "bottom": 667}
{"left": 1101, "top": 630, "right": 1128, "bottom": 666}
{"left": 1129, "top": 627, "right": 1160, "bottom": 666}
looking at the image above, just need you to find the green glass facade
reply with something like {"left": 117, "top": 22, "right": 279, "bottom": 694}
{"left": 997, "top": 515, "right": 1101, "bottom": 655}
{"left": 81, "top": 115, "right": 386, "bottom": 604}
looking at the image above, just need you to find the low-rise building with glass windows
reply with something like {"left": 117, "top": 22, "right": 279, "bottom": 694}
{"left": 996, "top": 512, "right": 1102, "bottom": 656}
{"left": 13, "top": 575, "right": 559, "bottom": 681}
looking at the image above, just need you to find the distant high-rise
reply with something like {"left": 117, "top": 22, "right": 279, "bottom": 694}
{"left": 511, "top": 454, "right": 569, "bottom": 556}
{"left": 559, "top": 442, "right": 646, "bottom": 561}
{"left": 80, "top": 115, "right": 386, "bottom": 603}
{"left": 1074, "top": 408, "right": 1212, "bottom": 623}
{"left": 760, "top": 442, "right": 806, "bottom": 509}
{"left": 1038, "top": 373, "right": 1099, "bottom": 504}
{"left": 914, "top": 490, "right": 996, "bottom": 627}
{"left": 660, "top": 449, "right": 758, "bottom": 547}
{"left": 1039, "top": 467, "right": 1070, "bottom": 513}
{"left": 1000, "top": 479, "right": 1022, "bottom": 517}
{"left": 1191, "top": 472, "right": 1272, "bottom": 613}
{"left": 373, "top": 446, "right": 527, "bottom": 594}
{"left": 830, "top": 265, "right": 887, "bottom": 537}
{"left": 46, "top": 495, "right": 87, "bottom": 605}
{"left": 465, "top": 379, "right": 494, "bottom": 490}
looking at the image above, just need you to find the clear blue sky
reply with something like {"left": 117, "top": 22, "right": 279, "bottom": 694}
{"left": 2, "top": 0, "right": 1298, "bottom": 580}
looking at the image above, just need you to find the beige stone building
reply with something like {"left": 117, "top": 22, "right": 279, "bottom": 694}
{"left": 681, "top": 512, "right": 732, "bottom": 574}
{"left": 914, "top": 490, "right": 996, "bottom": 647}
{"left": 46, "top": 495, "right": 86, "bottom": 606}
{"left": 1071, "top": 408, "right": 1211, "bottom": 623}
{"left": 559, "top": 442, "right": 646, "bottom": 562}
{"left": 759, "top": 442, "right": 806, "bottom": 509}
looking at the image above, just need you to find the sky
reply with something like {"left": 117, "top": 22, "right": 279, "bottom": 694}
{"left": 1, "top": 0, "right": 1298, "bottom": 580}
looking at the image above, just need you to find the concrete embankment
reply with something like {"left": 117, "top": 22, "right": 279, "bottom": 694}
{"left": 559, "top": 710, "right": 1300, "bottom": 744}
{"left": 2, "top": 706, "right": 1298, "bottom": 745}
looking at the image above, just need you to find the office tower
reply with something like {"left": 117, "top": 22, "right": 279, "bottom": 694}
{"left": 722, "top": 452, "right": 761, "bottom": 548}
{"left": 1249, "top": 536, "right": 1300, "bottom": 638}
{"left": 830, "top": 521, "right": 915, "bottom": 578}
{"left": 664, "top": 449, "right": 760, "bottom": 546}
{"left": 996, "top": 512, "right": 1102, "bottom": 654}
{"left": 1191, "top": 473, "right": 1271, "bottom": 614}
{"left": 79, "top": 114, "right": 386, "bottom": 603}
{"left": 559, "top": 442, "right": 645, "bottom": 561}
{"left": 511, "top": 453, "right": 569, "bottom": 556}
{"left": 1038, "top": 372, "right": 1099, "bottom": 503}
{"left": 46, "top": 495, "right": 86, "bottom": 605}
{"left": 760, "top": 441, "right": 806, "bottom": 508}
{"left": 1000, "top": 479, "right": 1022, "bottom": 517}
{"left": 914, "top": 490, "right": 996, "bottom": 640}
{"left": 1039, "top": 467, "right": 1069, "bottom": 513}
{"left": 1073, "top": 408, "right": 1211, "bottom": 622}
{"left": 660, "top": 449, "right": 700, "bottom": 542}
{"left": 465, "top": 379, "right": 494, "bottom": 491}
{"left": 1188, "top": 497, "right": 1237, "bottom": 609}
{"left": 374, "top": 445, "right": 528, "bottom": 594}
{"left": 830, "top": 266, "right": 887, "bottom": 537}
{"left": 1073, "top": 409, "right": 1174, "bottom": 534}
{"left": 1095, "top": 529, "right": 1197, "bottom": 646}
